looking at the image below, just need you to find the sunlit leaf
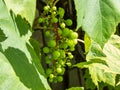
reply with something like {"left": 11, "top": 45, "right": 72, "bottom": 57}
{"left": 74, "top": 0, "right": 87, "bottom": 30}
{"left": 0, "top": 1, "right": 51, "bottom": 90}
{"left": 75, "top": 0, "right": 120, "bottom": 47}
{"left": 86, "top": 35, "right": 120, "bottom": 86}
{"left": 4, "top": 0, "right": 36, "bottom": 26}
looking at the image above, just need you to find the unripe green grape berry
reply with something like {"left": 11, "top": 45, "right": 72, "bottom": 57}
{"left": 43, "top": 47, "right": 49, "bottom": 53}
{"left": 59, "top": 50, "right": 65, "bottom": 58}
{"left": 45, "top": 31, "right": 51, "bottom": 37}
{"left": 45, "top": 18, "right": 49, "bottom": 25}
{"left": 66, "top": 62, "right": 72, "bottom": 67}
{"left": 52, "top": 11, "right": 57, "bottom": 15}
{"left": 49, "top": 74, "right": 54, "bottom": 79}
{"left": 58, "top": 28, "right": 62, "bottom": 35}
{"left": 56, "top": 63, "right": 62, "bottom": 68}
{"left": 52, "top": 51, "right": 60, "bottom": 59}
{"left": 45, "top": 56, "right": 51, "bottom": 64}
{"left": 68, "top": 52, "right": 73, "bottom": 59}
{"left": 47, "top": 40, "right": 56, "bottom": 47}
{"left": 69, "top": 46, "right": 75, "bottom": 51}
{"left": 56, "top": 67, "right": 62, "bottom": 74}
{"left": 44, "top": 5, "right": 50, "bottom": 11}
{"left": 46, "top": 68, "right": 52, "bottom": 75}
{"left": 60, "top": 22, "right": 65, "bottom": 28}
{"left": 62, "top": 28, "right": 70, "bottom": 36}
{"left": 53, "top": 78, "right": 58, "bottom": 83}
{"left": 52, "top": 6, "right": 57, "bottom": 11}
{"left": 38, "top": 18, "right": 43, "bottom": 23}
{"left": 57, "top": 76, "right": 63, "bottom": 82}
{"left": 69, "top": 32, "right": 78, "bottom": 39}
{"left": 58, "top": 60, "right": 65, "bottom": 66}
{"left": 60, "top": 42, "right": 68, "bottom": 49}
{"left": 58, "top": 7, "right": 65, "bottom": 18}
{"left": 62, "top": 67, "right": 65, "bottom": 72}
{"left": 49, "top": 78, "right": 54, "bottom": 83}
{"left": 43, "top": 26, "right": 47, "bottom": 29}
{"left": 73, "top": 39, "right": 78, "bottom": 45}
{"left": 65, "top": 19, "right": 73, "bottom": 26}
{"left": 59, "top": 68, "right": 65, "bottom": 75}
{"left": 66, "top": 40, "right": 74, "bottom": 47}
{"left": 51, "top": 17, "right": 58, "bottom": 23}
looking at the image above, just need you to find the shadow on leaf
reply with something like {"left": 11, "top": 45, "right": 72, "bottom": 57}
{"left": 0, "top": 28, "right": 7, "bottom": 42}
{"left": 4, "top": 47, "right": 46, "bottom": 90}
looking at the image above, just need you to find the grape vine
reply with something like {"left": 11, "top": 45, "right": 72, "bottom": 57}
{"left": 38, "top": 1, "right": 78, "bottom": 83}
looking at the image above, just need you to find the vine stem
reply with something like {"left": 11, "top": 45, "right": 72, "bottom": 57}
{"left": 54, "top": 23, "right": 59, "bottom": 47}
{"left": 53, "top": 23, "right": 59, "bottom": 74}
{"left": 53, "top": 0, "right": 59, "bottom": 6}
{"left": 34, "top": 26, "right": 54, "bottom": 30}
{"left": 77, "top": 39, "right": 84, "bottom": 44}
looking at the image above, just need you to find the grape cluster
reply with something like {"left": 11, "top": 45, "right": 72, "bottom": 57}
{"left": 38, "top": 3, "right": 78, "bottom": 83}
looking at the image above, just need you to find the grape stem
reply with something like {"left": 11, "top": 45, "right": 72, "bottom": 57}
{"left": 53, "top": 0, "right": 59, "bottom": 6}
{"left": 54, "top": 23, "right": 59, "bottom": 47}
{"left": 53, "top": 23, "right": 59, "bottom": 74}
{"left": 77, "top": 39, "right": 84, "bottom": 44}
{"left": 34, "top": 26, "right": 54, "bottom": 30}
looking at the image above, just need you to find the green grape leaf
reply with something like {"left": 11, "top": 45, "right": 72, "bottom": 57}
{"left": 88, "top": 63, "right": 116, "bottom": 87}
{"left": 84, "top": 71, "right": 96, "bottom": 90}
{"left": 4, "top": 0, "right": 36, "bottom": 26}
{"left": 74, "top": 57, "right": 107, "bottom": 69}
{"left": 75, "top": 35, "right": 120, "bottom": 87}
{"left": 74, "top": 0, "right": 120, "bottom": 47}
{"left": 103, "top": 35, "right": 120, "bottom": 74}
{"left": 74, "top": 0, "right": 87, "bottom": 30}
{"left": 0, "top": 1, "right": 51, "bottom": 90}
{"left": 86, "top": 35, "right": 120, "bottom": 87}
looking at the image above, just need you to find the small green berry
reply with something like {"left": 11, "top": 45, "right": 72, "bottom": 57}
{"left": 73, "top": 39, "right": 78, "bottom": 45}
{"left": 51, "top": 17, "right": 58, "bottom": 23}
{"left": 59, "top": 50, "right": 65, "bottom": 58}
{"left": 69, "top": 32, "right": 78, "bottom": 39}
{"left": 66, "top": 62, "right": 72, "bottom": 67}
{"left": 45, "top": 58, "right": 51, "bottom": 64}
{"left": 45, "top": 31, "right": 51, "bottom": 37}
{"left": 65, "top": 19, "right": 73, "bottom": 26}
{"left": 60, "top": 42, "right": 68, "bottom": 49}
{"left": 58, "top": 7, "right": 65, "bottom": 18}
{"left": 58, "top": 28, "right": 62, "bottom": 35}
{"left": 58, "top": 60, "right": 65, "bottom": 66}
{"left": 57, "top": 76, "right": 63, "bottom": 82}
{"left": 52, "top": 6, "right": 57, "bottom": 11}
{"left": 68, "top": 52, "right": 73, "bottom": 59}
{"left": 60, "top": 22, "right": 65, "bottom": 28}
{"left": 43, "top": 47, "right": 49, "bottom": 53}
{"left": 47, "top": 40, "right": 56, "bottom": 47}
{"left": 38, "top": 18, "right": 43, "bottom": 23}
{"left": 49, "top": 74, "right": 54, "bottom": 79}
{"left": 56, "top": 67, "right": 62, "bottom": 74}
{"left": 62, "top": 28, "right": 70, "bottom": 36}
{"left": 56, "top": 63, "right": 62, "bottom": 68}
{"left": 46, "top": 68, "right": 52, "bottom": 75}
{"left": 49, "top": 78, "right": 53, "bottom": 82}
{"left": 52, "top": 51, "right": 60, "bottom": 59}
{"left": 44, "top": 5, "right": 50, "bottom": 11}
{"left": 69, "top": 46, "right": 75, "bottom": 51}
